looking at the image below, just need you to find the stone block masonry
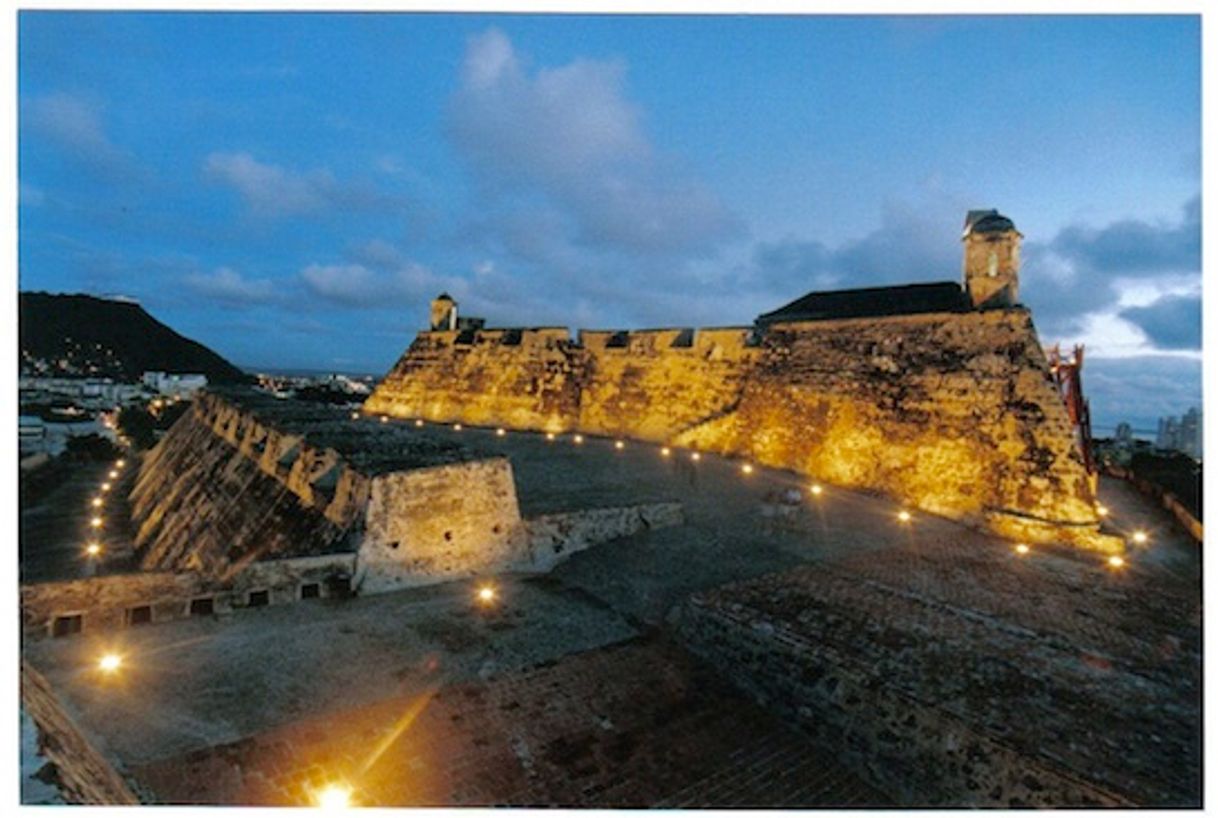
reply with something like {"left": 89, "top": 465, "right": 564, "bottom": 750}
{"left": 365, "top": 309, "right": 1108, "bottom": 549}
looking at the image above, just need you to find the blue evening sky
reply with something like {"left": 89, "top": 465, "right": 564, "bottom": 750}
{"left": 18, "top": 13, "right": 1201, "bottom": 431}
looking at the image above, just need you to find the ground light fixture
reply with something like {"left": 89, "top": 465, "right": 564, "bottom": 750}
{"left": 97, "top": 653, "right": 122, "bottom": 674}
{"left": 91, "top": 497, "right": 103, "bottom": 507}
{"left": 476, "top": 584, "right": 498, "bottom": 605}
{"left": 615, "top": 440, "right": 625, "bottom": 450}
{"left": 90, "top": 516, "right": 103, "bottom": 528}
{"left": 740, "top": 463, "right": 754, "bottom": 475}
{"left": 313, "top": 783, "right": 353, "bottom": 808}
{"left": 1097, "top": 504, "right": 1109, "bottom": 517}
{"left": 809, "top": 484, "right": 823, "bottom": 496}
{"left": 1108, "top": 555, "right": 1126, "bottom": 569}
{"left": 573, "top": 434, "right": 584, "bottom": 444}
{"left": 453, "top": 424, "right": 462, "bottom": 431}
{"left": 85, "top": 542, "right": 102, "bottom": 557}
{"left": 660, "top": 447, "right": 671, "bottom": 457}
{"left": 496, "top": 428, "right": 506, "bottom": 437}
{"left": 1131, "top": 530, "right": 1149, "bottom": 545}
{"left": 690, "top": 452, "right": 701, "bottom": 462}
{"left": 415, "top": 419, "right": 424, "bottom": 427}
{"left": 1014, "top": 543, "right": 1030, "bottom": 555}
{"left": 101, "top": 482, "right": 111, "bottom": 492}
{"left": 897, "top": 510, "right": 912, "bottom": 524}
{"left": 546, "top": 432, "right": 556, "bottom": 441}
{"left": 108, "top": 470, "right": 119, "bottom": 479}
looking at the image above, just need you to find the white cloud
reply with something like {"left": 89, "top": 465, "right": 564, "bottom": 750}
{"left": 448, "top": 29, "right": 741, "bottom": 257}
{"left": 300, "top": 258, "right": 462, "bottom": 309}
{"left": 24, "top": 93, "right": 141, "bottom": 180}
{"left": 203, "top": 152, "right": 407, "bottom": 219}
{"left": 183, "top": 267, "right": 276, "bottom": 305}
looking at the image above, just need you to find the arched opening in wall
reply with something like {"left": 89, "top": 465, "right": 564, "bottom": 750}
{"left": 606, "top": 331, "right": 630, "bottom": 348}
{"left": 50, "top": 613, "right": 83, "bottom": 638}
{"left": 126, "top": 605, "right": 152, "bottom": 627}
{"left": 326, "top": 574, "right": 353, "bottom": 599}
{"left": 502, "top": 329, "right": 523, "bottom": 346}
{"left": 671, "top": 328, "right": 696, "bottom": 348}
{"left": 455, "top": 329, "right": 477, "bottom": 345}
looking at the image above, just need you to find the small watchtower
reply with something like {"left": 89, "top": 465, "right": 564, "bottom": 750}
{"left": 430, "top": 293, "right": 457, "bottom": 331}
{"left": 962, "top": 210, "right": 1022, "bottom": 309}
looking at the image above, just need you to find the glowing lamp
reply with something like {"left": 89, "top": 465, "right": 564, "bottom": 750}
{"left": 690, "top": 452, "right": 701, "bottom": 462}
{"left": 97, "top": 653, "right": 122, "bottom": 674}
{"left": 115, "top": 460, "right": 125, "bottom": 468}
{"left": 380, "top": 416, "right": 389, "bottom": 424}
{"left": 85, "top": 542, "right": 102, "bottom": 557}
{"left": 573, "top": 434, "right": 584, "bottom": 444}
{"left": 1096, "top": 504, "right": 1109, "bottom": 517}
{"left": 1108, "top": 555, "right": 1125, "bottom": 569}
{"left": 101, "top": 483, "right": 111, "bottom": 492}
{"left": 453, "top": 424, "right": 463, "bottom": 431}
{"left": 351, "top": 412, "right": 360, "bottom": 420}
{"left": 91, "top": 497, "right": 103, "bottom": 507}
{"left": 415, "top": 419, "right": 424, "bottom": 427}
{"left": 496, "top": 428, "right": 506, "bottom": 437}
{"left": 546, "top": 432, "right": 556, "bottom": 441}
{"left": 314, "top": 783, "right": 352, "bottom": 809}
{"left": 660, "top": 447, "right": 671, "bottom": 457}
{"left": 809, "top": 484, "right": 823, "bottom": 496}
{"left": 90, "top": 517, "right": 103, "bottom": 528}
{"left": 741, "top": 463, "right": 754, "bottom": 475}
{"left": 1131, "top": 530, "right": 1148, "bottom": 545}
{"left": 1014, "top": 544, "right": 1029, "bottom": 555}
{"left": 108, "top": 471, "right": 119, "bottom": 479}
{"left": 476, "top": 584, "right": 497, "bottom": 605}
{"left": 614, "top": 440, "right": 625, "bottom": 450}
{"left": 897, "top": 510, "right": 912, "bottom": 524}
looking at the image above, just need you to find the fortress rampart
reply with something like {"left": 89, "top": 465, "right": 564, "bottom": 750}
{"left": 364, "top": 309, "right": 1105, "bottom": 548}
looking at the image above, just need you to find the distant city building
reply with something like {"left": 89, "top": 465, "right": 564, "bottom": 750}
{"left": 142, "top": 371, "right": 208, "bottom": 399}
{"left": 1156, "top": 407, "right": 1202, "bottom": 460}
{"left": 1114, "top": 422, "right": 1133, "bottom": 443}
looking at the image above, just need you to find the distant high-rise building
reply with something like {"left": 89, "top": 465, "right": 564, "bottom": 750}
{"left": 1156, "top": 407, "right": 1202, "bottom": 459}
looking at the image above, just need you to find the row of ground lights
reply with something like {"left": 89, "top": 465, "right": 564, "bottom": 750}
{"left": 381, "top": 416, "right": 1148, "bottom": 572}
{"left": 84, "top": 458, "right": 126, "bottom": 560}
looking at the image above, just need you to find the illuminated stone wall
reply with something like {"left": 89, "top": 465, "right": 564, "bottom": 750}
{"left": 365, "top": 308, "right": 1107, "bottom": 548}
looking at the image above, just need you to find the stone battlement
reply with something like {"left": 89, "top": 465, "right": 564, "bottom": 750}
{"left": 366, "top": 306, "right": 1111, "bottom": 549}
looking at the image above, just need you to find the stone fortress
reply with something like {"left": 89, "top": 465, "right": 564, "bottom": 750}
{"left": 19, "top": 210, "right": 1199, "bottom": 808}
{"left": 366, "top": 209, "right": 1107, "bottom": 550}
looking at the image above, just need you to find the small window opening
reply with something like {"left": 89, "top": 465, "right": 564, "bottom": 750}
{"left": 127, "top": 605, "right": 152, "bottom": 626}
{"left": 300, "top": 582, "right": 321, "bottom": 600}
{"left": 443, "top": 530, "right": 454, "bottom": 542}
{"left": 51, "top": 614, "right": 83, "bottom": 638}
{"left": 189, "top": 597, "right": 215, "bottom": 617}
{"left": 248, "top": 590, "right": 270, "bottom": 608}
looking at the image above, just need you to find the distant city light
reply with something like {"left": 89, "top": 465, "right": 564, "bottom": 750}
{"left": 897, "top": 510, "right": 912, "bottom": 523}
{"left": 1014, "top": 543, "right": 1030, "bottom": 555}
{"left": 97, "top": 653, "right": 122, "bottom": 674}
{"left": 660, "top": 447, "right": 671, "bottom": 457}
{"left": 741, "top": 463, "right": 754, "bottom": 475}
{"left": 809, "top": 484, "right": 823, "bottom": 496}
{"left": 313, "top": 783, "right": 352, "bottom": 809}
{"left": 1108, "top": 555, "right": 1126, "bottom": 569}
{"left": 1096, "top": 504, "right": 1109, "bottom": 517}
{"left": 1131, "top": 530, "right": 1149, "bottom": 545}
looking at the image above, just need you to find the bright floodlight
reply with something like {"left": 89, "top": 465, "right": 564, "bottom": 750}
{"left": 477, "top": 584, "right": 497, "bottom": 605}
{"left": 91, "top": 497, "right": 103, "bottom": 507}
{"left": 573, "top": 434, "right": 584, "bottom": 444}
{"left": 810, "top": 484, "right": 823, "bottom": 496}
{"left": 314, "top": 783, "right": 352, "bottom": 809}
{"left": 90, "top": 517, "right": 103, "bottom": 528}
{"left": 690, "top": 451, "right": 701, "bottom": 462}
{"left": 496, "top": 428, "right": 506, "bottom": 437}
{"left": 101, "top": 482, "right": 111, "bottom": 492}
{"left": 1131, "top": 530, "right": 1149, "bottom": 545}
{"left": 115, "top": 460, "right": 125, "bottom": 468}
{"left": 1014, "top": 544, "right": 1030, "bottom": 555}
{"left": 897, "top": 510, "right": 912, "bottom": 523}
{"left": 741, "top": 463, "right": 754, "bottom": 475}
{"left": 1108, "top": 555, "right": 1126, "bottom": 569}
{"left": 108, "top": 470, "right": 118, "bottom": 479}
{"left": 97, "top": 653, "right": 122, "bottom": 674}
{"left": 85, "top": 542, "right": 102, "bottom": 557}
{"left": 614, "top": 440, "right": 625, "bottom": 450}
{"left": 1096, "top": 504, "right": 1109, "bottom": 517}
{"left": 660, "top": 447, "right": 671, "bottom": 457}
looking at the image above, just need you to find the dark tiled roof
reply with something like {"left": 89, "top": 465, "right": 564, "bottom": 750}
{"left": 756, "top": 281, "right": 971, "bottom": 327}
{"left": 963, "top": 209, "right": 1017, "bottom": 236}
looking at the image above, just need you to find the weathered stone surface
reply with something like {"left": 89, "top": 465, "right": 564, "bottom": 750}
{"left": 364, "top": 309, "right": 1108, "bottom": 549}
{"left": 20, "top": 662, "right": 140, "bottom": 805}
